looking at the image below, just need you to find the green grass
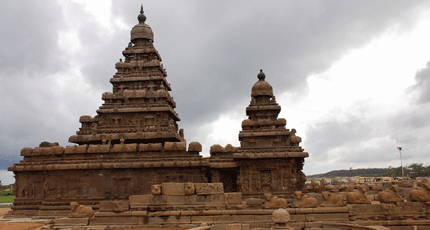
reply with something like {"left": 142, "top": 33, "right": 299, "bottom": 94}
{"left": 0, "top": 195, "right": 15, "bottom": 203}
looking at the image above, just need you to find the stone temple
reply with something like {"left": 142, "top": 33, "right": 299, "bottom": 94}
{"left": 8, "top": 6, "right": 308, "bottom": 218}
{"left": 8, "top": 7, "right": 430, "bottom": 230}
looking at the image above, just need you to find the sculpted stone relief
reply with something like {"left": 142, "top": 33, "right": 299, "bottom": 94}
{"left": 238, "top": 159, "right": 305, "bottom": 194}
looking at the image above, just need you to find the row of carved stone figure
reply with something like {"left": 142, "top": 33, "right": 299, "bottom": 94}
{"left": 265, "top": 183, "right": 430, "bottom": 209}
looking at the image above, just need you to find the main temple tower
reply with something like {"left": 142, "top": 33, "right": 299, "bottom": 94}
{"left": 9, "top": 6, "right": 208, "bottom": 218}
{"left": 69, "top": 6, "right": 183, "bottom": 146}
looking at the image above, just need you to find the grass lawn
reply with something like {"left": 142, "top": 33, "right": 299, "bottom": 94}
{"left": 0, "top": 195, "right": 15, "bottom": 203}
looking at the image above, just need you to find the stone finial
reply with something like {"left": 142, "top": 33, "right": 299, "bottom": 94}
{"left": 272, "top": 208, "right": 290, "bottom": 223}
{"left": 257, "top": 69, "right": 266, "bottom": 81}
{"left": 138, "top": 4, "right": 146, "bottom": 24}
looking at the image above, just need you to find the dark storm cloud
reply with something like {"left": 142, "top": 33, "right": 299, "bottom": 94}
{"left": 111, "top": 0, "right": 428, "bottom": 139}
{"left": 0, "top": 1, "right": 66, "bottom": 168}
{"left": 0, "top": 1, "right": 65, "bottom": 75}
{"left": 0, "top": 1, "right": 106, "bottom": 169}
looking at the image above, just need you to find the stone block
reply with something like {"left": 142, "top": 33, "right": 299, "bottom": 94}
{"left": 254, "top": 214, "right": 272, "bottom": 223}
{"left": 129, "top": 194, "right": 152, "bottom": 206}
{"left": 151, "top": 184, "right": 162, "bottom": 195}
{"left": 153, "top": 210, "right": 181, "bottom": 216}
{"left": 195, "top": 183, "right": 224, "bottom": 195}
{"left": 162, "top": 182, "right": 186, "bottom": 195}
{"left": 221, "top": 210, "right": 237, "bottom": 215}
{"left": 290, "top": 214, "right": 306, "bottom": 222}
{"left": 112, "top": 144, "right": 136, "bottom": 153}
{"left": 51, "top": 146, "right": 65, "bottom": 155}
{"left": 32, "top": 147, "right": 44, "bottom": 155}
{"left": 295, "top": 208, "right": 314, "bottom": 214}
{"left": 206, "top": 194, "right": 225, "bottom": 204}
{"left": 55, "top": 217, "right": 89, "bottom": 226}
{"left": 93, "top": 211, "right": 132, "bottom": 217}
{"left": 20, "top": 147, "right": 33, "bottom": 156}
{"left": 202, "top": 210, "right": 222, "bottom": 215}
{"left": 152, "top": 195, "right": 167, "bottom": 204}
{"left": 113, "top": 200, "right": 129, "bottom": 212}
{"left": 210, "top": 144, "right": 225, "bottom": 154}
{"left": 313, "top": 207, "right": 349, "bottom": 213}
{"left": 99, "top": 201, "right": 113, "bottom": 212}
{"left": 87, "top": 145, "right": 107, "bottom": 153}
{"left": 214, "top": 215, "right": 254, "bottom": 223}
{"left": 237, "top": 210, "right": 272, "bottom": 215}
{"left": 245, "top": 198, "right": 263, "bottom": 206}
{"left": 166, "top": 195, "right": 186, "bottom": 204}
{"left": 225, "top": 193, "right": 242, "bottom": 205}
{"left": 181, "top": 210, "right": 200, "bottom": 216}
{"left": 188, "top": 142, "right": 202, "bottom": 152}
{"left": 185, "top": 182, "right": 196, "bottom": 195}
{"left": 139, "top": 143, "right": 162, "bottom": 152}
{"left": 148, "top": 216, "right": 191, "bottom": 224}
{"left": 306, "top": 213, "right": 349, "bottom": 222}
{"left": 125, "top": 143, "right": 138, "bottom": 152}
{"left": 184, "top": 195, "right": 197, "bottom": 204}
{"left": 210, "top": 224, "right": 227, "bottom": 230}
{"left": 132, "top": 211, "right": 148, "bottom": 217}
{"left": 226, "top": 224, "right": 242, "bottom": 230}
{"left": 164, "top": 141, "right": 186, "bottom": 151}
{"left": 89, "top": 216, "right": 140, "bottom": 225}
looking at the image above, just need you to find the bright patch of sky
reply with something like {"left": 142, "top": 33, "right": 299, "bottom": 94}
{"left": 280, "top": 11, "right": 430, "bottom": 144}
{"left": 71, "top": 0, "right": 113, "bottom": 31}
{"left": 202, "top": 9, "right": 430, "bottom": 175}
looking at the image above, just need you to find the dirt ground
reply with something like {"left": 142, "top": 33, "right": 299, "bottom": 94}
{"left": 0, "top": 208, "right": 45, "bottom": 230}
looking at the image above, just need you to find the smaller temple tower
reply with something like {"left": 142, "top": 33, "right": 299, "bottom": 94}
{"left": 235, "top": 70, "right": 308, "bottom": 196}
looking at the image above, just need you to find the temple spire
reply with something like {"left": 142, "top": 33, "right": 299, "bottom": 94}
{"left": 138, "top": 4, "right": 146, "bottom": 24}
{"left": 257, "top": 69, "right": 265, "bottom": 81}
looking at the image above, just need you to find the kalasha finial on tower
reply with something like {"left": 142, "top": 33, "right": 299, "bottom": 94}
{"left": 257, "top": 69, "right": 266, "bottom": 81}
{"left": 138, "top": 4, "right": 146, "bottom": 24}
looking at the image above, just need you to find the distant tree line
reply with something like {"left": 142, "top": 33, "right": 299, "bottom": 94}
{"left": 383, "top": 163, "right": 430, "bottom": 178}
{"left": 308, "top": 168, "right": 390, "bottom": 178}
{"left": 307, "top": 164, "right": 430, "bottom": 178}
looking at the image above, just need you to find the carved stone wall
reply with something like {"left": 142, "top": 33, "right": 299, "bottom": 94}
{"left": 238, "top": 158, "right": 305, "bottom": 195}
{"left": 13, "top": 167, "right": 207, "bottom": 204}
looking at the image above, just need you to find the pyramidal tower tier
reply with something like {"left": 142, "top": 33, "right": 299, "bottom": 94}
{"left": 235, "top": 70, "right": 309, "bottom": 195}
{"left": 69, "top": 6, "right": 183, "bottom": 146}
{"left": 238, "top": 69, "right": 305, "bottom": 154}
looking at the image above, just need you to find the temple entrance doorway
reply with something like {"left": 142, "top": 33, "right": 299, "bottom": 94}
{"left": 219, "top": 169, "right": 238, "bottom": 192}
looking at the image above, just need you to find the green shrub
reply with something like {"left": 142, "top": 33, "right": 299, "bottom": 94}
{"left": 1, "top": 191, "right": 14, "bottom": 196}
{"left": 0, "top": 195, "right": 15, "bottom": 203}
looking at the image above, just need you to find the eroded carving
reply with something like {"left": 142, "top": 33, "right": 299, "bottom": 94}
{"left": 69, "top": 202, "right": 94, "bottom": 218}
{"left": 292, "top": 191, "right": 318, "bottom": 208}
{"left": 347, "top": 185, "right": 371, "bottom": 204}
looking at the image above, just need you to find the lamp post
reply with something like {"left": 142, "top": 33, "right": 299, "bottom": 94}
{"left": 397, "top": 147, "right": 404, "bottom": 179}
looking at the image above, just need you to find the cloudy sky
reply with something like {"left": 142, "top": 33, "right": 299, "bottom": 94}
{"left": 1, "top": 1, "right": 430, "bottom": 184}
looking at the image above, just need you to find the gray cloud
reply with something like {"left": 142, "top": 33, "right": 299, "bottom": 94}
{"left": 1, "top": 0, "right": 430, "bottom": 176}
{"left": 304, "top": 60, "right": 430, "bottom": 175}
{"left": 411, "top": 61, "right": 430, "bottom": 104}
